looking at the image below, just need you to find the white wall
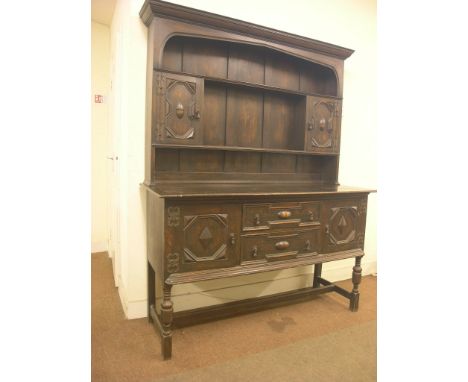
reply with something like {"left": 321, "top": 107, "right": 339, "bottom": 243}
{"left": 109, "top": 0, "right": 148, "bottom": 318}
{"left": 91, "top": 21, "right": 111, "bottom": 253}
{"left": 108, "top": 0, "right": 377, "bottom": 318}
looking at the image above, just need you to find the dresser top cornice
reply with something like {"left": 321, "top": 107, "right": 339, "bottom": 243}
{"left": 139, "top": 0, "right": 354, "bottom": 60}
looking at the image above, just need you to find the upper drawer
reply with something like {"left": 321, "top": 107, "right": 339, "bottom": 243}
{"left": 242, "top": 201, "right": 320, "bottom": 231}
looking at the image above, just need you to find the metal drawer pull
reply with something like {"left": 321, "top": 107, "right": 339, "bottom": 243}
{"left": 305, "top": 240, "right": 311, "bottom": 251}
{"left": 251, "top": 245, "right": 258, "bottom": 258}
{"left": 277, "top": 210, "right": 292, "bottom": 219}
{"left": 275, "top": 241, "right": 290, "bottom": 250}
{"left": 308, "top": 210, "right": 314, "bottom": 221}
{"left": 230, "top": 233, "right": 236, "bottom": 246}
{"left": 254, "top": 214, "right": 261, "bottom": 225}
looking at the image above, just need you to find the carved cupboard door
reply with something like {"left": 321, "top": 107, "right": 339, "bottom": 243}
{"left": 153, "top": 71, "right": 204, "bottom": 145}
{"left": 305, "top": 96, "right": 341, "bottom": 153}
{"left": 164, "top": 203, "right": 241, "bottom": 274}
{"left": 322, "top": 198, "right": 367, "bottom": 253}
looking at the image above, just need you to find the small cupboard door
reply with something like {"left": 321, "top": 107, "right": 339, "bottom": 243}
{"left": 305, "top": 96, "right": 341, "bottom": 153}
{"left": 164, "top": 203, "right": 241, "bottom": 274}
{"left": 322, "top": 198, "right": 367, "bottom": 253}
{"left": 153, "top": 71, "right": 204, "bottom": 145}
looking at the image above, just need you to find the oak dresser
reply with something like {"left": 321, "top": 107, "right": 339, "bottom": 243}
{"left": 140, "top": 0, "right": 375, "bottom": 359}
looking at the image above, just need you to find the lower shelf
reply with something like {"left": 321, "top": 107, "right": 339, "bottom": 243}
{"left": 150, "top": 276, "right": 355, "bottom": 329}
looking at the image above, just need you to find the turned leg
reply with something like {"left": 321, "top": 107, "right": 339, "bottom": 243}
{"left": 160, "top": 283, "right": 174, "bottom": 360}
{"left": 313, "top": 263, "right": 323, "bottom": 288}
{"left": 349, "top": 256, "right": 362, "bottom": 312}
{"left": 147, "top": 262, "right": 155, "bottom": 323}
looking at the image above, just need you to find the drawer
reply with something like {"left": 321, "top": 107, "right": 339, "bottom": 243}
{"left": 241, "top": 228, "right": 320, "bottom": 264}
{"left": 242, "top": 201, "right": 320, "bottom": 231}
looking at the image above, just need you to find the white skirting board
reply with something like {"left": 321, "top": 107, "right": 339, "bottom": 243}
{"left": 119, "top": 260, "right": 377, "bottom": 319}
{"left": 117, "top": 281, "right": 148, "bottom": 319}
{"left": 91, "top": 241, "right": 108, "bottom": 253}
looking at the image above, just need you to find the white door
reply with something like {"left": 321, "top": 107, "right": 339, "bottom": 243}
{"left": 107, "top": 30, "right": 123, "bottom": 287}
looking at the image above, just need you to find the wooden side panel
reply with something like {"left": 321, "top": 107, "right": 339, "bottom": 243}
{"left": 179, "top": 150, "right": 224, "bottom": 172}
{"left": 263, "top": 93, "right": 301, "bottom": 150}
{"left": 146, "top": 191, "right": 165, "bottom": 301}
{"left": 261, "top": 153, "right": 296, "bottom": 173}
{"left": 228, "top": 43, "right": 265, "bottom": 84}
{"left": 300, "top": 62, "right": 338, "bottom": 97}
{"left": 224, "top": 152, "right": 261, "bottom": 173}
{"left": 183, "top": 39, "right": 228, "bottom": 78}
{"left": 203, "top": 84, "right": 226, "bottom": 146}
{"left": 162, "top": 37, "right": 182, "bottom": 72}
{"left": 265, "top": 51, "right": 300, "bottom": 91}
{"left": 226, "top": 87, "right": 263, "bottom": 148}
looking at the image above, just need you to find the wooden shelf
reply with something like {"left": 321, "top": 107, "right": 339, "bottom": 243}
{"left": 157, "top": 69, "right": 342, "bottom": 100}
{"left": 153, "top": 143, "right": 339, "bottom": 156}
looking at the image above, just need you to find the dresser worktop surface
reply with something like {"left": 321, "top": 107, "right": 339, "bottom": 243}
{"left": 144, "top": 182, "right": 375, "bottom": 198}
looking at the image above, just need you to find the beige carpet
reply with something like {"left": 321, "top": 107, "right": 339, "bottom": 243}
{"left": 92, "top": 252, "right": 376, "bottom": 382}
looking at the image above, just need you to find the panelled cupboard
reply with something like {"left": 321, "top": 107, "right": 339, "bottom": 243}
{"left": 140, "top": 0, "right": 375, "bottom": 359}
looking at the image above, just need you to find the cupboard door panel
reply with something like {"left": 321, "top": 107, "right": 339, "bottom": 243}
{"left": 153, "top": 71, "right": 204, "bottom": 145}
{"left": 165, "top": 203, "right": 241, "bottom": 273}
{"left": 305, "top": 96, "right": 341, "bottom": 153}
{"left": 322, "top": 198, "right": 367, "bottom": 253}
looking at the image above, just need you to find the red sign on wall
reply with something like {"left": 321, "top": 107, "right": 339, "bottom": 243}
{"left": 95, "top": 95, "right": 104, "bottom": 103}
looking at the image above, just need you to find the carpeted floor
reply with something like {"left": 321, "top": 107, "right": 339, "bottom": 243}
{"left": 92, "top": 252, "right": 376, "bottom": 382}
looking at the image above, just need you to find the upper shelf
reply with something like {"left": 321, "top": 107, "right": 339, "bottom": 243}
{"left": 157, "top": 69, "right": 342, "bottom": 101}
{"left": 153, "top": 143, "right": 339, "bottom": 157}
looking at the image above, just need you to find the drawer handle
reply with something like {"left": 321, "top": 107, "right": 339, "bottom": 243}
{"left": 275, "top": 241, "right": 290, "bottom": 250}
{"left": 325, "top": 225, "right": 330, "bottom": 235}
{"left": 277, "top": 210, "right": 292, "bottom": 219}
{"left": 305, "top": 240, "right": 311, "bottom": 251}
{"left": 251, "top": 245, "right": 258, "bottom": 258}
{"left": 254, "top": 214, "right": 261, "bottom": 225}
{"left": 308, "top": 210, "right": 314, "bottom": 221}
{"left": 229, "top": 233, "right": 236, "bottom": 246}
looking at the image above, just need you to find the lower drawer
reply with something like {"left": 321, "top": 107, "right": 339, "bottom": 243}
{"left": 241, "top": 228, "right": 320, "bottom": 264}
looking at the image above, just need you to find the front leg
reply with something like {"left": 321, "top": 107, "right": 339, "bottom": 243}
{"left": 160, "top": 283, "right": 173, "bottom": 359}
{"left": 349, "top": 256, "right": 362, "bottom": 312}
{"left": 313, "top": 263, "right": 323, "bottom": 288}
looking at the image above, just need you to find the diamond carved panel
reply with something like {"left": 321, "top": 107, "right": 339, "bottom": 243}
{"left": 164, "top": 79, "right": 197, "bottom": 140}
{"left": 328, "top": 206, "right": 357, "bottom": 245}
{"left": 183, "top": 214, "right": 228, "bottom": 262}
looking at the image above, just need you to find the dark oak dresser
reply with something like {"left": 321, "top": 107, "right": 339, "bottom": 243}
{"left": 140, "top": 0, "right": 375, "bottom": 359}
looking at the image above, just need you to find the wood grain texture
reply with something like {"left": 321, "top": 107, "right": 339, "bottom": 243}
{"left": 226, "top": 87, "right": 263, "bottom": 148}
{"left": 265, "top": 51, "right": 300, "bottom": 91}
{"left": 183, "top": 38, "right": 228, "bottom": 78}
{"left": 263, "top": 93, "right": 303, "bottom": 150}
{"left": 203, "top": 84, "right": 226, "bottom": 146}
{"left": 228, "top": 43, "right": 265, "bottom": 84}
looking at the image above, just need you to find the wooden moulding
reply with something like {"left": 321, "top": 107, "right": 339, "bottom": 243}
{"left": 166, "top": 248, "right": 364, "bottom": 285}
{"left": 139, "top": 0, "right": 354, "bottom": 59}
